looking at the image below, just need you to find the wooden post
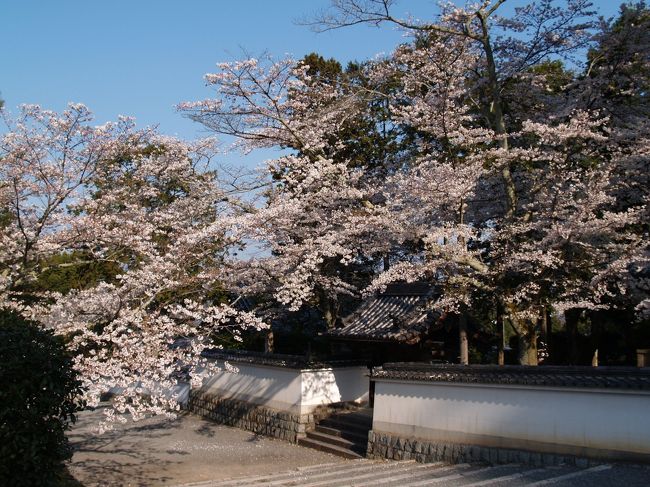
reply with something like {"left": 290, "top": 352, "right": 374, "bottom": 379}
{"left": 459, "top": 313, "right": 469, "bottom": 365}
{"left": 264, "top": 331, "right": 274, "bottom": 354}
{"left": 592, "top": 349, "right": 599, "bottom": 367}
{"left": 540, "top": 305, "right": 548, "bottom": 344}
{"left": 565, "top": 309, "right": 580, "bottom": 365}
{"left": 497, "top": 301, "right": 505, "bottom": 366}
{"left": 539, "top": 305, "right": 549, "bottom": 364}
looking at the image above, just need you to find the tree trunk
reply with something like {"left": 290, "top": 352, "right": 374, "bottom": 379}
{"left": 459, "top": 313, "right": 469, "bottom": 365}
{"left": 477, "top": 11, "right": 517, "bottom": 218}
{"left": 318, "top": 288, "right": 338, "bottom": 331}
{"left": 517, "top": 330, "right": 538, "bottom": 366}
{"left": 564, "top": 309, "right": 581, "bottom": 365}
{"left": 588, "top": 310, "right": 604, "bottom": 367}
{"left": 496, "top": 301, "right": 505, "bottom": 366}
{"left": 505, "top": 303, "right": 539, "bottom": 366}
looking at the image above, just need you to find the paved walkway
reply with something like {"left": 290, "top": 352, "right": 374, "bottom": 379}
{"left": 175, "top": 460, "right": 649, "bottom": 487}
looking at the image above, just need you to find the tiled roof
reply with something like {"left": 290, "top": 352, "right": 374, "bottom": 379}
{"left": 328, "top": 282, "right": 436, "bottom": 343}
{"left": 372, "top": 363, "right": 650, "bottom": 390}
{"left": 201, "top": 348, "right": 368, "bottom": 370}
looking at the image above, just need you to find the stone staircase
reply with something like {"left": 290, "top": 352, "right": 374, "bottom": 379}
{"left": 298, "top": 408, "right": 373, "bottom": 459}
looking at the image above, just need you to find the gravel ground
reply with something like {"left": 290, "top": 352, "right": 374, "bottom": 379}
{"left": 66, "top": 406, "right": 345, "bottom": 487}
{"left": 66, "top": 406, "right": 650, "bottom": 487}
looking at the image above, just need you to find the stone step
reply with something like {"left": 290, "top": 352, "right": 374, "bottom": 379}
{"left": 305, "top": 430, "right": 365, "bottom": 450}
{"left": 401, "top": 463, "right": 530, "bottom": 486}
{"left": 297, "top": 437, "right": 365, "bottom": 459}
{"left": 327, "top": 410, "right": 373, "bottom": 426}
{"left": 369, "top": 462, "right": 472, "bottom": 487}
{"left": 319, "top": 417, "right": 372, "bottom": 436}
{"left": 298, "top": 461, "right": 441, "bottom": 487}
{"left": 196, "top": 460, "right": 371, "bottom": 487}
{"left": 264, "top": 460, "right": 415, "bottom": 487}
{"left": 172, "top": 460, "right": 617, "bottom": 487}
{"left": 270, "top": 460, "right": 404, "bottom": 487}
{"left": 333, "top": 410, "right": 373, "bottom": 425}
{"left": 298, "top": 407, "right": 373, "bottom": 458}
{"left": 314, "top": 424, "right": 369, "bottom": 444}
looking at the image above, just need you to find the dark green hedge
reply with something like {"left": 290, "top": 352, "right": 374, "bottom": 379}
{"left": 0, "top": 312, "right": 85, "bottom": 487}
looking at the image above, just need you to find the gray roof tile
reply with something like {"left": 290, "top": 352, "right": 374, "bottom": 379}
{"left": 372, "top": 363, "right": 650, "bottom": 390}
{"left": 329, "top": 282, "right": 436, "bottom": 343}
{"left": 201, "top": 348, "right": 367, "bottom": 369}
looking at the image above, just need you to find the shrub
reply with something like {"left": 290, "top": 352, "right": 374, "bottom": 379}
{"left": 0, "top": 312, "right": 85, "bottom": 487}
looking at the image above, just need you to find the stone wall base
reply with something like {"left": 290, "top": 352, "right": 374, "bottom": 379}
{"left": 367, "top": 431, "right": 609, "bottom": 467}
{"left": 188, "top": 390, "right": 315, "bottom": 442}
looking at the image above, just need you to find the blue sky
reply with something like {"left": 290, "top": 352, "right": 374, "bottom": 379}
{"left": 1, "top": 0, "right": 622, "bottom": 147}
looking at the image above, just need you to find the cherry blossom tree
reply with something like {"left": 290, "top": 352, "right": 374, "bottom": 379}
{"left": 184, "top": 1, "right": 649, "bottom": 365}
{"left": 1, "top": 104, "right": 267, "bottom": 425}
{"left": 307, "top": 0, "right": 649, "bottom": 364}
{"left": 0, "top": 104, "right": 121, "bottom": 307}
{"left": 181, "top": 56, "right": 397, "bottom": 328}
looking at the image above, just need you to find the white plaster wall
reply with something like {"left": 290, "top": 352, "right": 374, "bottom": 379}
{"left": 301, "top": 367, "right": 369, "bottom": 410}
{"left": 200, "top": 361, "right": 303, "bottom": 413}
{"left": 373, "top": 379, "right": 650, "bottom": 455}
{"left": 200, "top": 361, "right": 368, "bottom": 414}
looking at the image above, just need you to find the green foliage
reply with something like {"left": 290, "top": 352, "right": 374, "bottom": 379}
{"left": 300, "top": 52, "right": 343, "bottom": 83}
{"left": 0, "top": 207, "right": 11, "bottom": 229}
{"left": 0, "top": 312, "right": 85, "bottom": 487}
{"left": 530, "top": 60, "right": 574, "bottom": 94}
{"left": 32, "top": 252, "right": 122, "bottom": 295}
{"left": 296, "top": 52, "right": 413, "bottom": 174}
{"left": 587, "top": 1, "right": 650, "bottom": 123}
{"left": 8, "top": 251, "right": 123, "bottom": 311}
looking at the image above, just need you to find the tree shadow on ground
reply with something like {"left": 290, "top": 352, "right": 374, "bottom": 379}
{"left": 58, "top": 466, "right": 86, "bottom": 487}
{"left": 245, "top": 434, "right": 264, "bottom": 443}
{"left": 67, "top": 407, "right": 187, "bottom": 487}
{"left": 195, "top": 421, "right": 217, "bottom": 438}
